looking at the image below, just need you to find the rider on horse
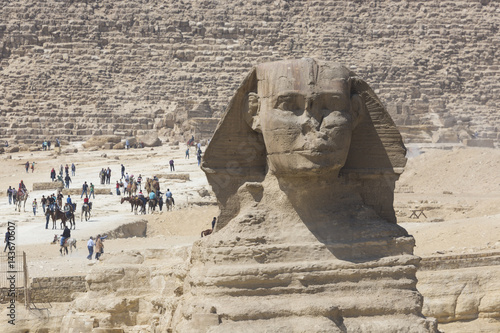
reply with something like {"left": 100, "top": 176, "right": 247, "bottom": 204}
{"left": 165, "top": 188, "right": 175, "bottom": 205}
{"left": 65, "top": 195, "right": 75, "bottom": 218}
{"left": 138, "top": 191, "right": 147, "bottom": 206}
{"left": 83, "top": 195, "right": 92, "bottom": 211}
{"left": 60, "top": 225, "right": 71, "bottom": 246}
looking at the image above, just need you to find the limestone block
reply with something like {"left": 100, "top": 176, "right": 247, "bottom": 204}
{"left": 112, "top": 142, "right": 124, "bottom": 150}
{"left": 464, "top": 139, "right": 494, "bottom": 148}
{"left": 137, "top": 132, "right": 161, "bottom": 147}
{"left": 83, "top": 135, "right": 121, "bottom": 149}
{"left": 33, "top": 181, "right": 64, "bottom": 191}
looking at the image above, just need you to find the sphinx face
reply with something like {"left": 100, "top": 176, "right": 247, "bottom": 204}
{"left": 258, "top": 77, "right": 356, "bottom": 177}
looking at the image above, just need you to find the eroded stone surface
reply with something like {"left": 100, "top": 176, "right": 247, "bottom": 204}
{"left": 172, "top": 59, "right": 438, "bottom": 332}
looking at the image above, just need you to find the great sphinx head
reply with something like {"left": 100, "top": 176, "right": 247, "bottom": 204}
{"left": 202, "top": 58, "right": 406, "bottom": 230}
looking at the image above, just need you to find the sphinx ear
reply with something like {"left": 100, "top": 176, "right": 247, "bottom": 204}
{"left": 350, "top": 93, "right": 365, "bottom": 128}
{"left": 243, "top": 92, "right": 262, "bottom": 133}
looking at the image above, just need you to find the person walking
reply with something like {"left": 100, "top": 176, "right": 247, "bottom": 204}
{"left": 71, "top": 163, "right": 76, "bottom": 176}
{"left": 41, "top": 195, "right": 47, "bottom": 213}
{"left": 51, "top": 168, "right": 56, "bottom": 182}
{"left": 169, "top": 159, "right": 175, "bottom": 171}
{"left": 32, "top": 199, "right": 38, "bottom": 216}
{"left": 25, "top": 161, "right": 29, "bottom": 173}
{"left": 64, "top": 174, "right": 72, "bottom": 189}
{"left": 87, "top": 237, "right": 95, "bottom": 260}
{"left": 185, "top": 148, "right": 190, "bottom": 159}
{"left": 4, "top": 229, "right": 12, "bottom": 252}
{"left": 81, "top": 181, "right": 88, "bottom": 198}
{"left": 121, "top": 164, "right": 125, "bottom": 179}
{"left": 116, "top": 181, "right": 121, "bottom": 195}
{"left": 7, "top": 186, "right": 12, "bottom": 204}
{"left": 31, "top": 161, "right": 35, "bottom": 173}
{"left": 89, "top": 183, "right": 95, "bottom": 199}
{"left": 95, "top": 234, "right": 107, "bottom": 260}
{"left": 137, "top": 175, "right": 142, "bottom": 191}
{"left": 211, "top": 217, "right": 217, "bottom": 230}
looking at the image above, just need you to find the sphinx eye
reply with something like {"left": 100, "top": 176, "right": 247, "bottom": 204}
{"left": 275, "top": 94, "right": 305, "bottom": 115}
{"left": 314, "top": 95, "right": 348, "bottom": 114}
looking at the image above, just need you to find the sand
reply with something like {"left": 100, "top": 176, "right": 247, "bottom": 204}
{"left": 0, "top": 141, "right": 499, "bottom": 333}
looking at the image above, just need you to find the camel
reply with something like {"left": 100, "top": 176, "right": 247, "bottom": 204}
{"left": 16, "top": 190, "right": 29, "bottom": 212}
{"left": 145, "top": 178, "right": 160, "bottom": 195}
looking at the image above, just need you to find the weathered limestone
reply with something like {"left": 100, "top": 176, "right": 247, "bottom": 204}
{"left": 172, "top": 59, "right": 437, "bottom": 332}
{"left": 418, "top": 252, "right": 500, "bottom": 323}
{"left": 33, "top": 181, "right": 64, "bottom": 191}
{"left": 0, "top": 0, "right": 499, "bottom": 145}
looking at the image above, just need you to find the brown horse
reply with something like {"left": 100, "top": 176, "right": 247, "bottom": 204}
{"left": 121, "top": 196, "right": 146, "bottom": 215}
{"left": 148, "top": 198, "right": 157, "bottom": 213}
{"left": 46, "top": 207, "right": 75, "bottom": 230}
{"left": 165, "top": 197, "right": 174, "bottom": 211}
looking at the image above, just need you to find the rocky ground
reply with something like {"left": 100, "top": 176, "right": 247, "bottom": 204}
{"left": 0, "top": 142, "right": 499, "bottom": 332}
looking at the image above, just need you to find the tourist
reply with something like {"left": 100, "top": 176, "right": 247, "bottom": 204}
{"left": 7, "top": 186, "right": 12, "bottom": 204}
{"left": 158, "top": 192, "right": 163, "bottom": 211}
{"left": 64, "top": 174, "right": 72, "bottom": 188}
{"left": 60, "top": 225, "right": 70, "bottom": 247}
{"left": 32, "top": 199, "right": 37, "bottom": 216}
{"left": 87, "top": 236, "right": 95, "bottom": 260}
{"left": 211, "top": 217, "right": 217, "bottom": 230}
{"left": 50, "top": 168, "right": 56, "bottom": 181}
{"left": 45, "top": 209, "right": 50, "bottom": 229}
{"left": 169, "top": 159, "right": 175, "bottom": 171}
{"left": 95, "top": 234, "right": 107, "bottom": 260}
{"left": 137, "top": 174, "right": 142, "bottom": 191}
{"left": 121, "top": 164, "right": 125, "bottom": 179}
{"left": 81, "top": 181, "right": 88, "bottom": 198}
{"left": 47, "top": 140, "right": 51, "bottom": 150}
{"left": 65, "top": 164, "right": 69, "bottom": 176}
{"left": 41, "top": 195, "right": 47, "bottom": 213}
{"left": 89, "top": 183, "right": 95, "bottom": 199}
{"left": 185, "top": 148, "right": 190, "bottom": 159}
{"left": 71, "top": 163, "right": 76, "bottom": 176}
{"left": 4, "top": 229, "right": 12, "bottom": 252}
{"left": 165, "top": 188, "right": 175, "bottom": 205}
{"left": 25, "top": 161, "right": 29, "bottom": 173}
{"left": 106, "top": 167, "right": 111, "bottom": 184}
{"left": 31, "top": 161, "right": 35, "bottom": 173}
{"left": 116, "top": 181, "right": 121, "bottom": 195}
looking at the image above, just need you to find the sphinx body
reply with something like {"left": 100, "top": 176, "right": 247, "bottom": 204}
{"left": 172, "top": 59, "right": 438, "bottom": 332}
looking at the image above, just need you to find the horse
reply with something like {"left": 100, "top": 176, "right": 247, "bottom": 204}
{"left": 46, "top": 208, "right": 73, "bottom": 230}
{"left": 16, "top": 190, "right": 29, "bottom": 212}
{"left": 201, "top": 229, "right": 213, "bottom": 237}
{"left": 165, "top": 197, "right": 174, "bottom": 211}
{"left": 81, "top": 203, "right": 91, "bottom": 222}
{"left": 64, "top": 203, "right": 76, "bottom": 230}
{"left": 121, "top": 196, "right": 146, "bottom": 215}
{"left": 53, "top": 235, "right": 77, "bottom": 255}
{"left": 148, "top": 198, "right": 157, "bottom": 213}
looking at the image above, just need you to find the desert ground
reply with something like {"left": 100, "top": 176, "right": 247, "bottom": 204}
{"left": 0, "top": 141, "right": 499, "bottom": 332}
